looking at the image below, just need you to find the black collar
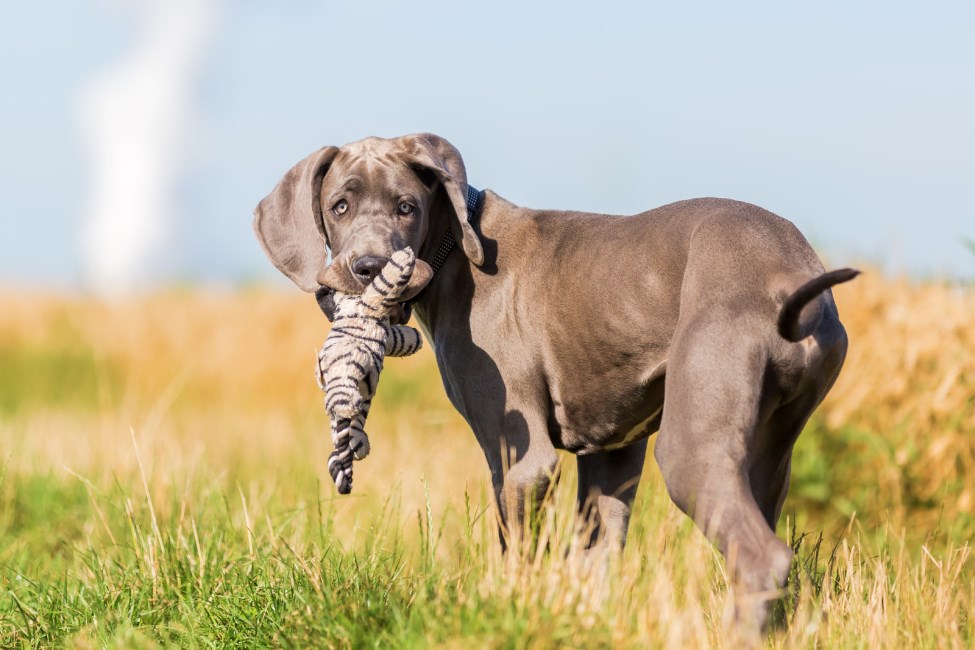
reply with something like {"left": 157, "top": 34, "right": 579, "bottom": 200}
{"left": 428, "top": 184, "right": 483, "bottom": 275}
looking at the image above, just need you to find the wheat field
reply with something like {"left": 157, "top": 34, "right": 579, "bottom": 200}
{"left": 0, "top": 272, "right": 972, "bottom": 648}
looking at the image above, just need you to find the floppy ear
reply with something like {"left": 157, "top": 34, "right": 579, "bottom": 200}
{"left": 253, "top": 146, "right": 340, "bottom": 292}
{"left": 403, "top": 133, "right": 484, "bottom": 266}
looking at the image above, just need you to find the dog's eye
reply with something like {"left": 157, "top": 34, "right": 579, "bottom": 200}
{"left": 397, "top": 201, "right": 415, "bottom": 216}
{"left": 333, "top": 199, "right": 349, "bottom": 216}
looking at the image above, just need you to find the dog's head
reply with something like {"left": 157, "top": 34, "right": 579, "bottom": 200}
{"left": 253, "top": 133, "right": 484, "bottom": 322}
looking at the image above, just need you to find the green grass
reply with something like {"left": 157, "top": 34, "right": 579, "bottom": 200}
{"left": 1, "top": 287, "right": 973, "bottom": 648}
{"left": 1, "top": 427, "right": 972, "bottom": 648}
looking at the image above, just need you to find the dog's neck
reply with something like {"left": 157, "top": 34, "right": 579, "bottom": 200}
{"left": 412, "top": 189, "right": 507, "bottom": 350}
{"left": 425, "top": 185, "right": 484, "bottom": 276}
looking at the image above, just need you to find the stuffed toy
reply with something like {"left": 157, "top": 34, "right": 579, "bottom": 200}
{"left": 315, "top": 248, "right": 423, "bottom": 494}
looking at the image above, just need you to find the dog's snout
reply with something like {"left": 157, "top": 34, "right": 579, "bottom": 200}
{"left": 351, "top": 255, "right": 390, "bottom": 284}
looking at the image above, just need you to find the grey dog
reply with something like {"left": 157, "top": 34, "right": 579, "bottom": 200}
{"left": 254, "top": 133, "right": 856, "bottom": 626}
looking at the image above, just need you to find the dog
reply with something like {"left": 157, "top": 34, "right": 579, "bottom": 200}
{"left": 254, "top": 133, "right": 856, "bottom": 627}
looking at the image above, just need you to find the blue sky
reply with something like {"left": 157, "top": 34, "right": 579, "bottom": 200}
{"left": 1, "top": 1, "right": 973, "bottom": 290}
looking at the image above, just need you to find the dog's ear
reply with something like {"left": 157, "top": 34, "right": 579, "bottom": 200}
{"left": 253, "top": 146, "right": 340, "bottom": 292}
{"left": 402, "top": 133, "right": 484, "bottom": 267}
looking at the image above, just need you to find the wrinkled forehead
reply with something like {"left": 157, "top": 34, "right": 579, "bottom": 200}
{"left": 326, "top": 137, "right": 415, "bottom": 189}
{"left": 342, "top": 136, "right": 404, "bottom": 160}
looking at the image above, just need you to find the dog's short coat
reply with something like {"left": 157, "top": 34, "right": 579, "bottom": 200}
{"left": 254, "top": 133, "right": 855, "bottom": 627}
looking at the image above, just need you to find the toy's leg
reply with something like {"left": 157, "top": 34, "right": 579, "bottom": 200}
{"left": 349, "top": 400, "right": 371, "bottom": 460}
{"left": 385, "top": 324, "right": 423, "bottom": 357}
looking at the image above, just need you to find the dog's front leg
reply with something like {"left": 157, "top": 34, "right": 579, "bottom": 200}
{"left": 475, "top": 406, "right": 559, "bottom": 554}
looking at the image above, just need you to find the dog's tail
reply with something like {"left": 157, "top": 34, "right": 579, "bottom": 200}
{"left": 777, "top": 268, "right": 860, "bottom": 342}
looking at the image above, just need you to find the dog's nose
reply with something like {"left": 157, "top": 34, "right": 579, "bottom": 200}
{"left": 351, "top": 255, "right": 389, "bottom": 285}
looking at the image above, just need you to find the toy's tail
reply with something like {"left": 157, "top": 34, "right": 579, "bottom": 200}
{"left": 777, "top": 268, "right": 860, "bottom": 342}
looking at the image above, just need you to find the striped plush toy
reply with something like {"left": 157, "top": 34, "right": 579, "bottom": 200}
{"left": 315, "top": 248, "right": 423, "bottom": 494}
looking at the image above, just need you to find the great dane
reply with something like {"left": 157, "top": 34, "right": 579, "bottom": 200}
{"left": 254, "top": 133, "right": 856, "bottom": 626}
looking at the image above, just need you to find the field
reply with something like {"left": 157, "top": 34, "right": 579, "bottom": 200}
{"left": 1, "top": 272, "right": 973, "bottom": 648}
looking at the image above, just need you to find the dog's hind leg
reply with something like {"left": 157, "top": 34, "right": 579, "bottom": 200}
{"left": 575, "top": 439, "right": 647, "bottom": 552}
{"left": 653, "top": 315, "right": 793, "bottom": 630}
{"left": 747, "top": 399, "right": 816, "bottom": 530}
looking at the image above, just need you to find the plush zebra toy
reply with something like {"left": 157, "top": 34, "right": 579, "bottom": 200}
{"left": 315, "top": 248, "right": 423, "bottom": 494}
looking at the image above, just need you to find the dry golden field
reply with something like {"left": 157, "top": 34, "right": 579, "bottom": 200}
{"left": 0, "top": 271, "right": 972, "bottom": 647}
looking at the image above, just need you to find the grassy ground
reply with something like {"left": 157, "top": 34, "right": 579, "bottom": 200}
{"left": 0, "top": 274, "right": 973, "bottom": 648}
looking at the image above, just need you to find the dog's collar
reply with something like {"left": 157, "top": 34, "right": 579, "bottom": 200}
{"left": 428, "top": 184, "right": 483, "bottom": 275}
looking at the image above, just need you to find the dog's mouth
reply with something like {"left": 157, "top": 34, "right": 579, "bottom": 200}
{"left": 314, "top": 286, "right": 339, "bottom": 322}
{"left": 314, "top": 256, "right": 433, "bottom": 324}
{"left": 386, "top": 302, "right": 413, "bottom": 325}
{"left": 314, "top": 287, "right": 414, "bottom": 324}
{"left": 316, "top": 256, "right": 434, "bottom": 297}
